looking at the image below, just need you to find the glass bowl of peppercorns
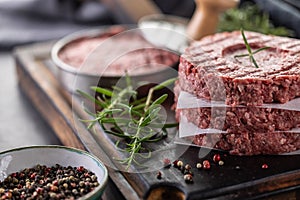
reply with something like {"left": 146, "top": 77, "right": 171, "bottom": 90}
{"left": 0, "top": 145, "right": 108, "bottom": 200}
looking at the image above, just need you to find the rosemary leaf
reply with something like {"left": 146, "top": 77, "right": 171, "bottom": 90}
{"left": 100, "top": 117, "right": 131, "bottom": 124}
{"left": 136, "top": 152, "right": 151, "bottom": 159}
{"left": 76, "top": 90, "right": 106, "bottom": 108}
{"left": 233, "top": 53, "right": 249, "bottom": 58}
{"left": 235, "top": 28, "right": 270, "bottom": 68}
{"left": 241, "top": 28, "right": 252, "bottom": 54}
{"left": 79, "top": 76, "right": 177, "bottom": 170}
{"left": 132, "top": 103, "right": 147, "bottom": 110}
{"left": 82, "top": 107, "right": 97, "bottom": 118}
{"left": 141, "top": 108, "right": 161, "bottom": 127}
{"left": 251, "top": 56, "right": 259, "bottom": 68}
{"left": 125, "top": 73, "right": 132, "bottom": 87}
{"left": 163, "top": 122, "right": 179, "bottom": 128}
{"left": 130, "top": 109, "right": 143, "bottom": 118}
{"left": 152, "top": 94, "right": 168, "bottom": 105}
{"left": 252, "top": 46, "right": 271, "bottom": 54}
{"left": 91, "top": 86, "right": 113, "bottom": 97}
{"left": 104, "top": 130, "right": 132, "bottom": 138}
{"left": 130, "top": 97, "right": 147, "bottom": 106}
{"left": 145, "top": 136, "right": 165, "bottom": 143}
{"left": 152, "top": 77, "right": 177, "bottom": 91}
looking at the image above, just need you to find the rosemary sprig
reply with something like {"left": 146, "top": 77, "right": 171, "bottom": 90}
{"left": 234, "top": 28, "right": 270, "bottom": 68}
{"left": 78, "top": 76, "right": 178, "bottom": 170}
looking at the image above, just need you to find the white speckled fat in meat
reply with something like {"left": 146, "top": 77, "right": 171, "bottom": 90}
{"left": 179, "top": 31, "right": 300, "bottom": 106}
{"left": 175, "top": 31, "right": 300, "bottom": 155}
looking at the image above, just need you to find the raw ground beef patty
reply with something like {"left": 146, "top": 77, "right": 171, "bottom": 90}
{"left": 175, "top": 86, "right": 300, "bottom": 155}
{"left": 174, "top": 84, "right": 300, "bottom": 133}
{"left": 58, "top": 27, "right": 179, "bottom": 76}
{"left": 179, "top": 31, "right": 300, "bottom": 106}
{"left": 192, "top": 132, "right": 300, "bottom": 155}
{"left": 176, "top": 31, "right": 300, "bottom": 155}
{"left": 178, "top": 107, "right": 300, "bottom": 133}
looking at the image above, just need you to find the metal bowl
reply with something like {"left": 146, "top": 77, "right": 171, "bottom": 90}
{"left": 138, "top": 14, "right": 189, "bottom": 53}
{"left": 51, "top": 25, "right": 179, "bottom": 94}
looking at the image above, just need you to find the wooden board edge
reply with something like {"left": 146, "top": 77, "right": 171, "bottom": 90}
{"left": 13, "top": 44, "right": 142, "bottom": 200}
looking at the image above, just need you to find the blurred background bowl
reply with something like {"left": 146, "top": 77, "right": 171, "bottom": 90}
{"left": 51, "top": 25, "right": 179, "bottom": 94}
{"left": 138, "top": 14, "right": 189, "bottom": 54}
{"left": 0, "top": 145, "right": 108, "bottom": 200}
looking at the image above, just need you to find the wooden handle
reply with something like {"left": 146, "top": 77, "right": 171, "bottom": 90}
{"left": 100, "top": 0, "right": 162, "bottom": 23}
{"left": 186, "top": 0, "right": 239, "bottom": 40}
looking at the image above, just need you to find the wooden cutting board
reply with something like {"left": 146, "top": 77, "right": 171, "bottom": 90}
{"left": 14, "top": 41, "right": 300, "bottom": 200}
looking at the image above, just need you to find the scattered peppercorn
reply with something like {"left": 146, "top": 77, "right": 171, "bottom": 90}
{"left": 183, "top": 174, "right": 193, "bottom": 183}
{"left": 185, "top": 164, "right": 191, "bottom": 171}
{"left": 262, "top": 164, "right": 268, "bottom": 169}
{"left": 156, "top": 171, "right": 162, "bottom": 180}
{"left": 213, "top": 154, "right": 221, "bottom": 163}
{"left": 218, "top": 160, "right": 224, "bottom": 166}
{"left": 203, "top": 160, "right": 211, "bottom": 170}
{"left": 172, "top": 160, "right": 178, "bottom": 167}
{"left": 196, "top": 163, "right": 202, "bottom": 169}
{"left": 0, "top": 164, "right": 99, "bottom": 199}
{"left": 177, "top": 161, "right": 183, "bottom": 168}
{"left": 163, "top": 158, "right": 171, "bottom": 168}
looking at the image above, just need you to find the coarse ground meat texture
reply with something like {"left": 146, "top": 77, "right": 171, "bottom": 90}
{"left": 175, "top": 31, "right": 300, "bottom": 155}
{"left": 174, "top": 80, "right": 300, "bottom": 154}
{"left": 178, "top": 107, "right": 300, "bottom": 133}
{"left": 58, "top": 28, "right": 179, "bottom": 76}
{"left": 174, "top": 83, "right": 300, "bottom": 132}
{"left": 179, "top": 31, "right": 300, "bottom": 106}
{"left": 192, "top": 132, "right": 300, "bottom": 155}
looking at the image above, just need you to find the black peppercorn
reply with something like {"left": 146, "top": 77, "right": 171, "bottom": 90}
{"left": 185, "top": 164, "right": 191, "bottom": 170}
{"left": 184, "top": 174, "right": 193, "bottom": 183}
{"left": 156, "top": 171, "right": 162, "bottom": 179}
{"left": 0, "top": 164, "right": 100, "bottom": 199}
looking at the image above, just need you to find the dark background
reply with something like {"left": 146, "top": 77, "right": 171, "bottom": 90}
{"left": 0, "top": 0, "right": 299, "bottom": 51}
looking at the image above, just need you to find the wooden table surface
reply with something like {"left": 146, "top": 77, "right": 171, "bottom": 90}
{"left": 0, "top": 50, "right": 126, "bottom": 200}
{"left": 0, "top": 51, "right": 61, "bottom": 152}
{"left": 9, "top": 42, "right": 300, "bottom": 200}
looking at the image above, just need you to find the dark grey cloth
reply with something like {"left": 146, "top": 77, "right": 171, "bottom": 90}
{"left": 1, "top": 0, "right": 299, "bottom": 50}
{"left": 0, "top": 0, "right": 115, "bottom": 50}
{"left": 0, "top": 0, "right": 196, "bottom": 51}
{"left": 253, "top": 0, "right": 300, "bottom": 38}
{"left": 153, "top": 0, "right": 195, "bottom": 18}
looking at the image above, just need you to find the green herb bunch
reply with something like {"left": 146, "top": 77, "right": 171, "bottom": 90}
{"left": 78, "top": 76, "right": 178, "bottom": 170}
{"left": 218, "top": 3, "right": 293, "bottom": 37}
